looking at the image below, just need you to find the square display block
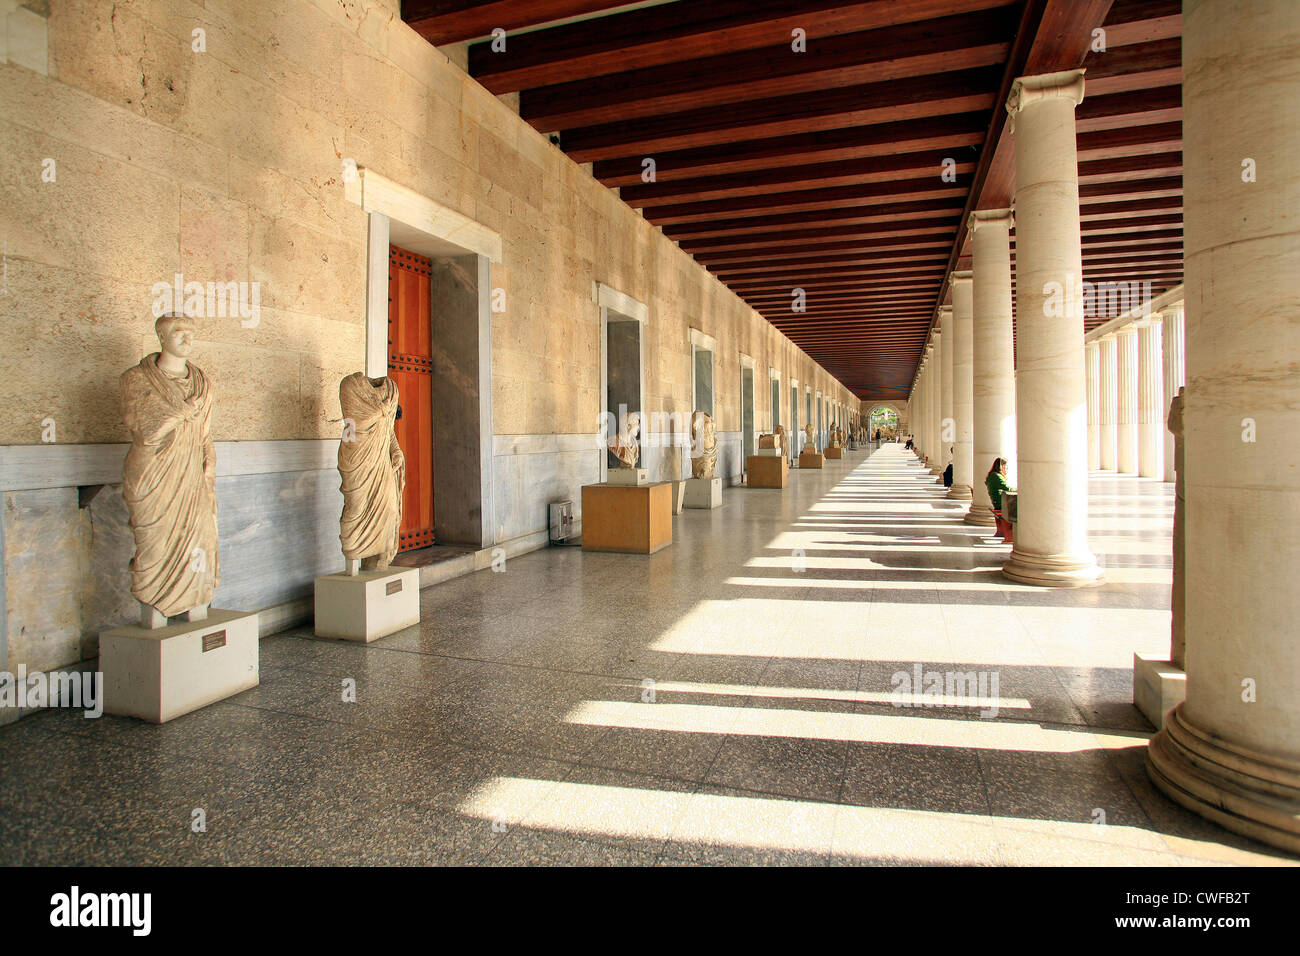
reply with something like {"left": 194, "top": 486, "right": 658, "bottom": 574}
{"left": 747, "top": 455, "right": 787, "bottom": 488}
{"left": 1133, "top": 653, "right": 1187, "bottom": 730}
{"left": 799, "top": 452, "right": 825, "bottom": 469}
{"left": 755, "top": 447, "right": 782, "bottom": 457}
{"left": 582, "top": 481, "right": 672, "bottom": 554}
{"left": 606, "top": 467, "right": 649, "bottom": 486}
{"left": 824, "top": 446, "right": 843, "bottom": 459}
{"left": 100, "top": 609, "right": 259, "bottom": 724}
{"left": 684, "top": 476, "right": 723, "bottom": 509}
{"left": 314, "top": 567, "right": 420, "bottom": 642}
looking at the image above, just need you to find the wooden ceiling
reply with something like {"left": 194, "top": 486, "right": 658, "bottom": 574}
{"left": 404, "top": 0, "right": 1183, "bottom": 401}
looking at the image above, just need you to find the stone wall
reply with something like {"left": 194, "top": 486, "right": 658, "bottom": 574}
{"left": 0, "top": 0, "right": 863, "bottom": 675}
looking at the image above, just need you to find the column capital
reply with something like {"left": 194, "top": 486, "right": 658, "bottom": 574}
{"left": 966, "top": 208, "right": 1014, "bottom": 241}
{"left": 938, "top": 304, "right": 954, "bottom": 317}
{"left": 950, "top": 270, "right": 973, "bottom": 286}
{"left": 1006, "top": 69, "right": 1085, "bottom": 129}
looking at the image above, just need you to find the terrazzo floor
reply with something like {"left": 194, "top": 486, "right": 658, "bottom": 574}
{"left": 2, "top": 443, "right": 1294, "bottom": 866}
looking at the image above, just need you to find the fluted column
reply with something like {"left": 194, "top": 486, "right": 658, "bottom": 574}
{"left": 1137, "top": 318, "right": 1164, "bottom": 478}
{"left": 1085, "top": 341, "right": 1101, "bottom": 471}
{"left": 1000, "top": 69, "right": 1101, "bottom": 587}
{"left": 1116, "top": 326, "right": 1139, "bottom": 474}
{"left": 938, "top": 304, "right": 954, "bottom": 481}
{"left": 1160, "top": 304, "right": 1185, "bottom": 482}
{"left": 948, "top": 272, "right": 974, "bottom": 500}
{"left": 1146, "top": 0, "right": 1300, "bottom": 853}
{"left": 929, "top": 329, "right": 944, "bottom": 474}
{"left": 1098, "top": 333, "right": 1118, "bottom": 471}
{"left": 966, "top": 209, "right": 1016, "bottom": 526}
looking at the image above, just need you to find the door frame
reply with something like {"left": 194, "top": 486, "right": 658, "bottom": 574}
{"left": 349, "top": 167, "right": 500, "bottom": 548}
{"left": 597, "top": 282, "right": 648, "bottom": 483}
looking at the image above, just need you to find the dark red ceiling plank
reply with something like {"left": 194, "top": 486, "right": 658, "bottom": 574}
{"left": 662, "top": 196, "right": 968, "bottom": 240}
{"left": 403, "top": 0, "right": 633, "bottom": 46}
{"left": 594, "top": 112, "right": 988, "bottom": 186}
{"left": 472, "top": 0, "right": 1017, "bottom": 93}
{"left": 677, "top": 216, "right": 963, "bottom": 253}
{"left": 561, "top": 68, "right": 1002, "bottom": 162}
{"left": 621, "top": 152, "right": 976, "bottom": 207}
{"left": 694, "top": 234, "right": 955, "bottom": 265}
{"left": 518, "top": 7, "right": 1017, "bottom": 129}
{"left": 1098, "top": 0, "right": 1180, "bottom": 46}
{"left": 648, "top": 178, "right": 972, "bottom": 225}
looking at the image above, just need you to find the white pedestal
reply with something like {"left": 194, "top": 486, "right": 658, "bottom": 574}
{"left": 684, "top": 476, "right": 723, "bottom": 509}
{"left": 606, "top": 467, "right": 649, "bottom": 486}
{"left": 1133, "top": 653, "right": 1186, "bottom": 730}
{"left": 756, "top": 447, "right": 781, "bottom": 457}
{"left": 314, "top": 567, "right": 420, "bottom": 642}
{"left": 100, "top": 609, "right": 260, "bottom": 723}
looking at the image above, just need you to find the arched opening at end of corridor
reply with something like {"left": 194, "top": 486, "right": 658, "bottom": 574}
{"left": 868, "top": 405, "right": 899, "bottom": 441}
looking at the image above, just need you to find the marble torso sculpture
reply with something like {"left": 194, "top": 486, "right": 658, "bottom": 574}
{"left": 691, "top": 410, "right": 718, "bottom": 479}
{"left": 338, "top": 372, "right": 406, "bottom": 573}
{"left": 610, "top": 411, "right": 641, "bottom": 468}
{"left": 803, "top": 423, "right": 816, "bottom": 454}
{"left": 120, "top": 315, "right": 219, "bottom": 627}
{"left": 758, "top": 425, "right": 783, "bottom": 454}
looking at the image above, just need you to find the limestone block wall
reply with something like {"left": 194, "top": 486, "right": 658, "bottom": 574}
{"left": 0, "top": 0, "right": 864, "bottom": 676}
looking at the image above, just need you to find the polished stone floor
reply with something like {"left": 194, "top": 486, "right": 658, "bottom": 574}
{"left": 2, "top": 444, "right": 1295, "bottom": 865}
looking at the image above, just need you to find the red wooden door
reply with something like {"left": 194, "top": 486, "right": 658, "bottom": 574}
{"left": 388, "top": 245, "right": 435, "bottom": 550}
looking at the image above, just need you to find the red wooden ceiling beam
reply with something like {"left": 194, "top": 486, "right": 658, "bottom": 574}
{"left": 517, "top": 7, "right": 1016, "bottom": 128}
{"left": 403, "top": 0, "right": 631, "bottom": 46}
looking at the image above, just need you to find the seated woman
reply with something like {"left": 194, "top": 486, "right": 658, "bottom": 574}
{"left": 985, "top": 457, "right": 1014, "bottom": 542}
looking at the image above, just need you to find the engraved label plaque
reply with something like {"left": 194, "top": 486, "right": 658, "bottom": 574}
{"left": 202, "top": 630, "right": 227, "bottom": 652}
{"left": 386, "top": 579, "right": 403, "bottom": 596}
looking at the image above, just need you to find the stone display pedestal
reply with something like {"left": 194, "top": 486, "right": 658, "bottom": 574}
{"left": 824, "top": 446, "right": 843, "bottom": 459}
{"left": 581, "top": 481, "right": 672, "bottom": 554}
{"left": 1133, "top": 653, "right": 1186, "bottom": 731}
{"left": 746, "top": 455, "right": 787, "bottom": 488}
{"left": 683, "top": 476, "right": 722, "bottom": 509}
{"left": 314, "top": 567, "right": 420, "bottom": 642}
{"left": 606, "top": 467, "right": 648, "bottom": 486}
{"left": 100, "top": 609, "right": 259, "bottom": 723}
{"left": 670, "top": 480, "right": 687, "bottom": 514}
{"left": 799, "top": 452, "right": 824, "bottom": 469}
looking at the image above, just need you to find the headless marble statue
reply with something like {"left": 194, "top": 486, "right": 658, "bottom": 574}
{"left": 610, "top": 411, "right": 641, "bottom": 468}
{"left": 120, "top": 314, "right": 219, "bottom": 628}
{"left": 690, "top": 410, "right": 718, "bottom": 479}
{"left": 338, "top": 372, "right": 405, "bottom": 575}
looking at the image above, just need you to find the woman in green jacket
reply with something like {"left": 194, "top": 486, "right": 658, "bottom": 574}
{"left": 986, "top": 458, "right": 1014, "bottom": 541}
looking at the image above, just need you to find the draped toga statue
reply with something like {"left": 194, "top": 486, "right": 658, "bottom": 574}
{"left": 338, "top": 373, "right": 405, "bottom": 574}
{"left": 609, "top": 411, "right": 641, "bottom": 468}
{"left": 120, "top": 314, "right": 219, "bottom": 628}
{"left": 803, "top": 423, "right": 816, "bottom": 453}
{"left": 690, "top": 410, "right": 718, "bottom": 479}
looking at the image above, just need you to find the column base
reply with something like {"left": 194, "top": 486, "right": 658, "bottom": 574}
{"left": 1001, "top": 548, "right": 1103, "bottom": 587}
{"left": 964, "top": 504, "right": 996, "bottom": 526}
{"left": 1147, "top": 704, "right": 1300, "bottom": 855}
{"left": 946, "top": 483, "right": 972, "bottom": 500}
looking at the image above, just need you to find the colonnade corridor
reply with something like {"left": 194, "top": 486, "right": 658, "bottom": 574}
{"left": 1, "top": 446, "right": 1289, "bottom": 866}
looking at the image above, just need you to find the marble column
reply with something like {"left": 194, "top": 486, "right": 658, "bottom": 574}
{"left": 1146, "top": 0, "right": 1300, "bottom": 853}
{"left": 1160, "top": 304, "right": 1185, "bottom": 482}
{"left": 929, "top": 329, "right": 944, "bottom": 474}
{"left": 948, "top": 272, "right": 975, "bottom": 500}
{"left": 966, "top": 209, "right": 1016, "bottom": 526}
{"left": 938, "top": 304, "right": 954, "bottom": 481}
{"left": 1000, "top": 69, "right": 1101, "bottom": 587}
{"left": 1137, "top": 319, "right": 1164, "bottom": 478}
{"left": 1098, "top": 333, "right": 1118, "bottom": 471}
{"left": 1115, "top": 326, "right": 1139, "bottom": 474}
{"left": 1085, "top": 340, "right": 1101, "bottom": 471}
